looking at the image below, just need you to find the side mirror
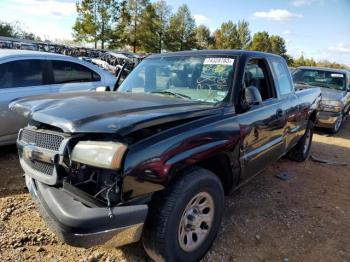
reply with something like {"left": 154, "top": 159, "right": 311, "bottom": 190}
{"left": 96, "top": 86, "right": 110, "bottom": 92}
{"left": 244, "top": 86, "right": 262, "bottom": 105}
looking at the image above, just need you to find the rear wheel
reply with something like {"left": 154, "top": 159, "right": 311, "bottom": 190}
{"left": 142, "top": 167, "right": 224, "bottom": 262}
{"left": 288, "top": 120, "right": 314, "bottom": 162}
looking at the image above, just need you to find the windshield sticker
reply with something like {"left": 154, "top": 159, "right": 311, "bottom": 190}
{"left": 331, "top": 73, "right": 344, "bottom": 78}
{"left": 204, "top": 58, "right": 234, "bottom": 65}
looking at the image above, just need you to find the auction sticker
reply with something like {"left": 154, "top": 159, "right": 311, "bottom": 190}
{"left": 204, "top": 57, "right": 234, "bottom": 65}
{"left": 331, "top": 73, "right": 344, "bottom": 78}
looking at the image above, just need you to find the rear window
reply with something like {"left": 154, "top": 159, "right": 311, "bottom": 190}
{"left": 0, "top": 60, "right": 43, "bottom": 88}
{"left": 271, "top": 60, "right": 294, "bottom": 95}
{"left": 293, "top": 69, "right": 346, "bottom": 91}
{"left": 52, "top": 60, "right": 101, "bottom": 84}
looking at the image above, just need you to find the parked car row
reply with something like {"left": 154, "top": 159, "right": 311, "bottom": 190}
{"left": 0, "top": 49, "right": 117, "bottom": 146}
{"left": 91, "top": 51, "right": 140, "bottom": 76}
{"left": 0, "top": 36, "right": 145, "bottom": 76}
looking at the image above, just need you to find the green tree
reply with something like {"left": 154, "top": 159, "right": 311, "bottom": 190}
{"left": 293, "top": 55, "right": 317, "bottom": 67}
{"left": 0, "top": 21, "right": 15, "bottom": 37}
{"left": 213, "top": 21, "right": 240, "bottom": 49}
{"left": 139, "top": 4, "right": 159, "bottom": 53}
{"left": 117, "top": 0, "right": 152, "bottom": 52}
{"left": 270, "top": 35, "right": 287, "bottom": 57}
{"left": 237, "top": 20, "right": 251, "bottom": 49}
{"left": 153, "top": 0, "right": 171, "bottom": 52}
{"left": 249, "top": 31, "right": 272, "bottom": 52}
{"left": 0, "top": 21, "right": 41, "bottom": 41}
{"left": 317, "top": 60, "right": 349, "bottom": 69}
{"left": 195, "top": 25, "right": 213, "bottom": 49}
{"left": 164, "top": 4, "right": 197, "bottom": 51}
{"left": 73, "top": 0, "right": 121, "bottom": 49}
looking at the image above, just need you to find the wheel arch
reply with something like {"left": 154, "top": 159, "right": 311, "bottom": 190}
{"left": 309, "top": 110, "right": 317, "bottom": 124}
{"left": 195, "top": 153, "right": 239, "bottom": 195}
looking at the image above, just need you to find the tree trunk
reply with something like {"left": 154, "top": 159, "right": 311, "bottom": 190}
{"left": 101, "top": 21, "right": 105, "bottom": 50}
{"left": 133, "top": 0, "right": 138, "bottom": 53}
{"left": 159, "top": 32, "right": 162, "bottom": 53}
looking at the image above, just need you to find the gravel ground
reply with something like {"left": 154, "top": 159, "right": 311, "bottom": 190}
{"left": 0, "top": 120, "right": 349, "bottom": 262}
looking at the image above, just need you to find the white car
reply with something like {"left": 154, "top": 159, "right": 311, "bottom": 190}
{"left": 92, "top": 51, "right": 131, "bottom": 75}
{"left": 0, "top": 49, "right": 117, "bottom": 145}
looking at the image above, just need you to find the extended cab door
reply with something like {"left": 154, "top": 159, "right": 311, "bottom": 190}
{"left": 270, "top": 57, "right": 301, "bottom": 151}
{"left": 238, "top": 58, "right": 287, "bottom": 180}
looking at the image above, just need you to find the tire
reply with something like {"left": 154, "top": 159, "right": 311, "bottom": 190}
{"left": 288, "top": 120, "right": 314, "bottom": 162}
{"left": 142, "top": 167, "right": 224, "bottom": 262}
{"left": 330, "top": 113, "right": 343, "bottom": 134}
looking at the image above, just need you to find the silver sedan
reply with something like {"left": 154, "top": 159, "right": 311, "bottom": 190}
{"left": 0, "top": 50, "right": 117, "bottom": 145}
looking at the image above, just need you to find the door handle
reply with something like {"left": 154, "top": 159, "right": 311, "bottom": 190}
{"left": 276, "top": 109, "right": 284, "bottom": 118}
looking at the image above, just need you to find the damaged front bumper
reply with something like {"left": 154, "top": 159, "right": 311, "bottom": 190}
{"left": 25, "top": 175, "right": 148, "bottom": 248}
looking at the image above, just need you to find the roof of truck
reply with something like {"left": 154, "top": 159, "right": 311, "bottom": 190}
{"left": 149, "top": 49, "right": 282, "bottom": 59}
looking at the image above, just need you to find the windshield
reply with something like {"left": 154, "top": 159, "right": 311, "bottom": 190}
{"left": 293, "top": 69, "right": 346, "bottom": 91}
{"left": 118, "top": 55, "right": 235, "bottom": 103}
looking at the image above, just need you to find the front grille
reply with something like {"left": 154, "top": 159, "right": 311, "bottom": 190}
{"left": 19, "top": 128, "right": 67, "bottom": 183}
{"left": 20, "top": 129, "right": 64, "bottom": 151}
{"left": 23, "top": 158, "right": 54, "bottom": 176}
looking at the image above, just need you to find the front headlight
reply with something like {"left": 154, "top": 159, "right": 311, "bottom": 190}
{"left": 320, "top": 100, "right": 343, "bottom": 112}
{"left": 71, "top": 141, "right": 127, "bottom": 170}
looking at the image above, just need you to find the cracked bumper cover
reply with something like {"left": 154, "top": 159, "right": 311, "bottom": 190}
{"left": 25, "top": 175, "right": 148, "bottom": 248}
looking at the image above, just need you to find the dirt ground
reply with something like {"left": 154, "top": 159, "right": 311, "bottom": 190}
{"left": 0, "top": 120, "right": 349, "bottom": 262}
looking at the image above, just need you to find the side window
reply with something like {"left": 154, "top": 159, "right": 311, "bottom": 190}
{"left": 244, "top": 59, "right": 275, "bottom": 101}
{"left": 52, "top": 60, "right": 101, "bottom": 84}
{"left": 271, "top": 60, "right": 293, "bottom": 95}
{"left": 0, "top": 60, "right": 43, "bottom": 89}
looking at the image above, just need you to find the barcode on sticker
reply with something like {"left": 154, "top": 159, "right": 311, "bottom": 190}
{"left": 331, "top": 73, "right": 344, "bottom": 78}
{"left": 204, "top": 58, "right": 234, "bottom": 65}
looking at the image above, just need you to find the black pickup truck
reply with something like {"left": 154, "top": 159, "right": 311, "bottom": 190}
{"left": 12, "top": 50, "right": 321, "bottom": 262}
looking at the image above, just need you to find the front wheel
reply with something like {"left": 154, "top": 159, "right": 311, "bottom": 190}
{"left": 330, "top": 113, "right": 343, "bottom": 134}
{"left": 288, "top": 120, "right": 314, "bottom": 162}
{"left": 142, "top": 167, "right": 224, "bottom": 262}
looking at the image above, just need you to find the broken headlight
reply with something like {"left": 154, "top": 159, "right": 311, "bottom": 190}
{"left": 71, "top": 141, "right": 127, "bottom": 170}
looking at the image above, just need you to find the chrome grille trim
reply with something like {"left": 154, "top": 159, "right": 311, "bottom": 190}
{"left": 23, "top": 158, "right": 54, "bottom": 176}
{"left": 20, "top": 129, "right": 65, "bottom": 151}
{"left": 17, "top": 127, "right": 71, "bottom": 185}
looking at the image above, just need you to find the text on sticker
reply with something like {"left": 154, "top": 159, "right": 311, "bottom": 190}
{"left": 331, "top": 73, "right": 344, "bottom": 78}
{"left": 204, "top": 58, "right": 234, "bottom": 65}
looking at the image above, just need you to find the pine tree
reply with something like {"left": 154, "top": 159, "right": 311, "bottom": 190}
{"left": 153, "top": 0, "right": 171, "bottom": 52}
{"left": 248, "top": 31, "right": 272, "bottom": 52}
{"left": 73, "top": 0, "right": 121, "bottom": 49}
{"left": 196, "top": 25, "right": 213, "bottom": 49}
{"left": 164, "top": 4, "right": 197, "bottom": 51}
{"left": 214, "top": 21, "right": 240, "bottom": 49}
{"left": 118, "top": 0, "right": 150, "bottom": 53}
{"left": 237, "top": 20, "right": 251, "bottom": 49}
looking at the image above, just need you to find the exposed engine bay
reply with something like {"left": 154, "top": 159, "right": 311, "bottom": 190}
{"left": 65, "top": 165, "right": 122, "bottom": 208}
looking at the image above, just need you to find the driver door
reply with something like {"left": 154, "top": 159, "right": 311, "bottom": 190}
{"left": 238, "top": 58, "right": 287, "bottom": 180}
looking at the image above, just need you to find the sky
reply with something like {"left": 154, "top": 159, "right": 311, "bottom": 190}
{"left": 0, "top": 0, "right": 349, "bottom": 65}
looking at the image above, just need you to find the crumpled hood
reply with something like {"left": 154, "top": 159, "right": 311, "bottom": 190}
{"left": 10, "top": 92, "right": 221, "bottom": 135}
{"left": 295, "top": 84, "right": 346, "bottom": 101}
